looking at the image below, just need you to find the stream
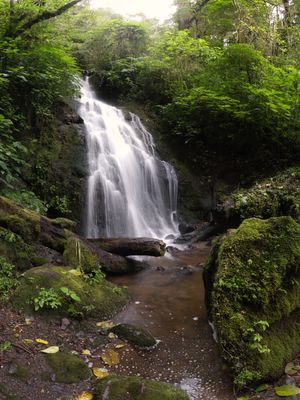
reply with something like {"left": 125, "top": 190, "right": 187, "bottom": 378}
{"left": 110, "top": 242, "right": 234, "bottom": 400}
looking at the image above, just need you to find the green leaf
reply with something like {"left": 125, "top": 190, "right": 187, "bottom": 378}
{"left": 275, "top": 385, "right": 300, "bottom": 397}
{"left": 256, "top": 383, "right": 269, "bottom": 392}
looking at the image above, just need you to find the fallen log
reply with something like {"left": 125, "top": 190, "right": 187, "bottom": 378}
{"left": 87, "top": 237, "right": 166, "bottom": 257}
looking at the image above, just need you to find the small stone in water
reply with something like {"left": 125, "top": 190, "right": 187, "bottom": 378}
{"left": 135, "top": 301, "right": 140, "bottom": 305}
{"left": 193, "top": 317, "right": 198, "bottom": 321}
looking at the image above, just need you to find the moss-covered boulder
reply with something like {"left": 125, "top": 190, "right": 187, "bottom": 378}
{"left": 203, "top": 216, "right": 300, "bottom": 385}
{"left": 13, "top": 265, "right": 128, "bottom": 318}
{"left": 110, "top": 324, "right": 157, "bottom": 348}
{"left": 93, "top": 375, "right": 189, "bottom": 400}
{"left": 214, "top": 167, "right": 300, "bottom": 227}
{"left": 0, "top": 227, "right": 33, "bottom": 271}
{"left": 45, "top": 352, "right": 91, "bottom": 383}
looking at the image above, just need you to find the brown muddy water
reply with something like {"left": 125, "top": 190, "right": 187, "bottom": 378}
{"left": 110, "top": 242, "right": 234, "bottom": 400}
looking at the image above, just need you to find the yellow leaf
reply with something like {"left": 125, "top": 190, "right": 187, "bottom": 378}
{"left": 100, "top": 349, "right": 120, "bottom": 366}
{"left": 115, "top": 344, "right": 125, "bottom": 349}
{"left": 35, "top": 338, "right": 49, "bottom": 345}
{"left": 40, "top": 346, "right": 60, "bottom": 354}
{"left": 82, "top": 349, "right": 91, "bottom": 356}
{"left": 96, "top": 320, "right": 115, "bottom": 329}
{"left": 76, "top": 391, "right": 94, "bottom": 400}
{"left": 23, "top": 339, "right": 34, "bottom": 344}
{"left": 92, "top": 367, "right": 109, "bottom": 379}
{"left": 25, "top": 318, "right": 32, "bottom": 326}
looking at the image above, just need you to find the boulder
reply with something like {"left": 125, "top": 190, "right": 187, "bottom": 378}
{"left": 93, "top": 375, "right": 189, "bottom": 400}
{"left": 13, "top": 265, "right": 128, "bottom": 318}
{"left": 110, "top": 323, "right": 157, "bottom": 348}
{"left": 203, "top": 216, "right": 300, "bottom": 385}
{"left": 45, "top": 352, "right": 91, "bottom": 383}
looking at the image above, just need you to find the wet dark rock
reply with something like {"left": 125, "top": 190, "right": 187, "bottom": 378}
{"left": 178, "top": 222, "right": 195, "bottom": 235}
{"left": 110, "top": 323, "right": 157, "bottom": 348}
{"left": 45, "top": 352, "right": 91, "bottom": 383}
{"left": 178, "top": 266, "right": 193, "bottom": 275}
{"left": 93, "top": 375, "right": 189, "bottom": 400}
{"left": 60, "top": 318, "right": 71, "bottom": 330}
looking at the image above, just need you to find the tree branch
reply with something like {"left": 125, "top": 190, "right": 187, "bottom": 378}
{"left": 8, "top": 0, "right": 82, "bottom": 38}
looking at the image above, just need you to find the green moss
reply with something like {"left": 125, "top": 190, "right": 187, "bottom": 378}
{"left": 0, "top": 227, "right": 33, "bottom": 271}
{"left": 204, "top": 216, "right": 300, "bottom": 385}
{"left": 6, "top": 360, "right": 32, "bottom": 380}
{"left": 13, "top": 265, "right": 128, "bottom": 318}
{"left": 45, "top": 352, "right": 91, "bottom": 383}
{"left": 63, "top": 237, "right": 99, "bottom": 273}
{"left": 50, "top": 217, "right": 77, "bottom": 231}
{"left": 0, "top": 197, "right": 41, "bottom": 241}
{"left": 94, "top": 375, "right": 189, "bottom": 400}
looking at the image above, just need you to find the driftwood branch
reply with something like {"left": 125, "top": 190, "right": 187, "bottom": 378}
{"left": 87, "top": 237, "right": 166, "bottom": 257}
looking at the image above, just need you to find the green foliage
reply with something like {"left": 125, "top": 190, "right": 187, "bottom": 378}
{"left": 33, "top": 287, "right": 62, "bottom": 311}
{"left": 0, "top": 341, "right": 12, "bottom": 352}
{"left": 0, "top": 257, "right": 18, "bottom": 301}
{"left": 83, "top": 268, "right": 105, "bottom": 285}
{"left": 3, "top": 190, "right": 48, "bottom": 215}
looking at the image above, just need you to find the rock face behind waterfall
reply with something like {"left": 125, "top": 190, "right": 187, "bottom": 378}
{"left": 77, "top": 78, "right": 179, "bottom": 240}
{"left": 203, "top": 216, "right": 300, "bottom": 385}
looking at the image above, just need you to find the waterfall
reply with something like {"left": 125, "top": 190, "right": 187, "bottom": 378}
{"left": 77, "top": 77, "right": 179, "bottom": 239}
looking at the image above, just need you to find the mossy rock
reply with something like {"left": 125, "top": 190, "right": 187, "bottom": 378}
{"left": 93, "top": 375, "right": 189, "bottom": 400}
{"left": 45, "top": 352, "right": 91, "bottom": 383}
{"left": 13, "top": 265, "right": 129, "bottom": 318}
{"left": 5, "top": 360, "right": 32, "bottom": 380}
{"left": 110, "top": 324, "right": 157, "bottom": 348}
{"left": 214, "top": 167, "right": 300, "bottom": 227}
{"left": 204, "top": 216, "right": 300, "bottom": 385}
{"left": 50, "top": 217, "right": 77, "bottom": 231}
{"left": 63, "top": 236, "right": 99, "bottom": 273}
{"left": 0, "top": 197, "right": 41, "bottom": 241}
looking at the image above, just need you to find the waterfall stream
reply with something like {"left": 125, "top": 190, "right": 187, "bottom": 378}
{"left": 77, "top": 78, "right": 179, "bottom": 239}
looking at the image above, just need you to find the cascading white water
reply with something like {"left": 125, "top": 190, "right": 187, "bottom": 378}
{"left": 77, "top": 77, "right": 179, "bottom": 239}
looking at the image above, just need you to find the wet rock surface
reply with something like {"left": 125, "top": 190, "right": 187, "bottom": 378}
{"left": 110, "top": 324, "right": 157, "bottom": 348}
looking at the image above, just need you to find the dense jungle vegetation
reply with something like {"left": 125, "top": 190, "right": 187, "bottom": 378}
{"left": 0, "top": 0, "right": 299, "bottom": 216}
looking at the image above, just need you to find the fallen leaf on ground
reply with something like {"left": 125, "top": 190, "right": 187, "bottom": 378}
{"left": 101, "top": 349, "right": 120, "bottom": 365}
{"left": 40, "top": 346, "right": 59, "bottom": 354}
{"left": 96, "top": 320, "right": 115, "bottom": 329}
{"left": 115, "top": 343, "right": 125, "bottom": 349}
{"left": 285, "top": 362, "right": 298, "bottom": 376}
{"left": 25, "top": 318, "right": 32, "bottom": 326}
{"left": 256, "top": 384, "right": 269, "bottom": 393}
{"left": 76, "top": 391, "right": 93, "bottom": 400}
{"left": 108, "top": 332, "right": 117, "bottom": 340}
{"left": 23, "top": 339, "right": 34, "bottom": 345}
{"left": 82, "top": 349, "right": 91, "bottom": 356}
{"left": 92, "top": 367, "right": 109, "bottom": 379}
{"left": 275, "top": 385, "right": 300, "bottom": 396}
{"left": 35, "top": 338, "right": 49, "bottom": 345}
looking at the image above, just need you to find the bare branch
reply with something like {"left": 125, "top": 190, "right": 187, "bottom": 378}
{"left": 7, "top": 0, "right": 82, "bottom": 38}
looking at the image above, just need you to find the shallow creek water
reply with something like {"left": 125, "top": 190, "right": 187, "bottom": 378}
{"left": 109, "top": 242, "right": 234, "bottom": 400}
